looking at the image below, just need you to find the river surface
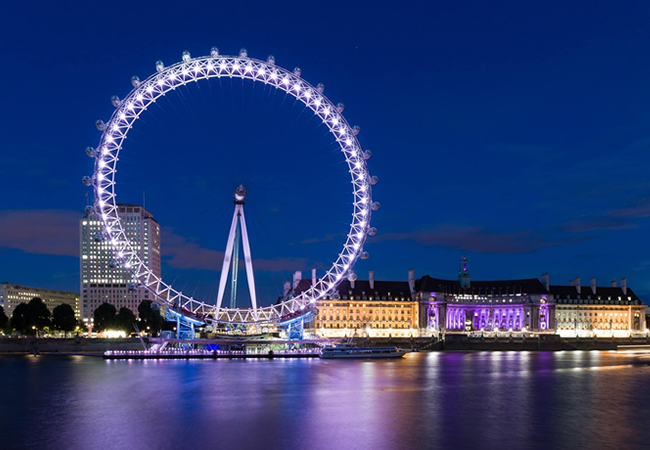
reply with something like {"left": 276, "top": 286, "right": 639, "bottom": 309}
{"left": 1, "top": 351, "right": 649, "bottom": 450}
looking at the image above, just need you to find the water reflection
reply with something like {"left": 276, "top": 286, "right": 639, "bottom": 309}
{"left": 0, "top": 352, "right": 649, "bottom": 450}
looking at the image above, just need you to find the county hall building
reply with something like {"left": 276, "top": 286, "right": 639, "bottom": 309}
{"left": 293, "top": 253, "right": 646, "bottom": 338}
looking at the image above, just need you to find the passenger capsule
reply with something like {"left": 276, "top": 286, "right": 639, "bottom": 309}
{"left": 348, "top": 272, "right": 357, "bottom": 282}
{"left": 82, "top": 175, "right": 93, "bottom": 186}
{"left": 84, "top": 205, "right": 94, "bottom": 215}
{"left": 95, "top": 119, "right": 105, "bottom": 131}
{"left": 360, "top": 251, "right": 370, "bottom": 260}
{"left": 316, "top": 83, "right": 325, "bottom": 93}
{"left": 93, "top": 232, "right": 105, "bottom": 242}
{"left": 127, "top": 283, "right": 136, "bottom": 292}
{"left": 332, "top": 291, "right": 341, "bottom": 300}
{"left": 293, "top": 66, "right": 302, "bottom": 77}
{"left": 131, "top": 75, "right": 141, "bottom": 87}
{"left": 363, "top": 149, "right": 372, "bottom": 160}
{"left": 368, "top": 227, "right": 378, "bottom": 236}
{"left": 352, "top": 125, "right": 361, "bottom": 136}
{"left": 155, "top": 60, "right": 164, "bottom": 72}
{"left": 370, "top": 175, "right": 379, "bottom": 185}
{"left": 108, "top": 259, "right": 118, "bottom": 269}
{"left": 336, "top": 102, "right": 345, "bottom": 113}
{"left": 110, "top": 95, "right": 121, "bottom": 107}
{"left": 371, "top": 201, "right": 381, "bottom": 211}
{"left": 239, "top": 48, "right": 248, "bottom": 58}
{"left": 267, "top": 55, "right": 276, "bottom": 65}
{"left": 182, "top": 50, "right": 191, "bottom": 62}
{"left": 210, "top": 46, "right": 219, "bottom": 57}
{"left": 151, "top": 302, "right": 160, "bottom": 311}
{"left": 85, "top": 146, "right": 96, "bottom": 158}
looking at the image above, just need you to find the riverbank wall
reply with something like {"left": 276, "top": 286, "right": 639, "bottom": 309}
{"left": 352, "top": 335, "right": 650, "bottom": 351}
{"left": 0, "top": 337, "right": 147, "bottom": 354}
{"left": 2, "top": 336, "right": 650, "bottom": 354}
{"left": 436, "top": 335, "right": 650, "bottom": 351}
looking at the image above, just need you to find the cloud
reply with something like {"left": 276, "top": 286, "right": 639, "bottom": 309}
{"left": 161, "top": 230, "right": 226, "bottom": 271}
{"left": 374, "top": 224, "right": 593, "bottom": 254}
{"left": 299, "top": 233, "right": 343, "bottom": 245}
{"left": 162, "top": 228, "right": 311, "bottom": 272}
{"left": 561, "top": 198, "right": 650, "bottom": 232}
{"left": 0, "top": 210, "right": 311, "bottom": 274}
{"left": 253, "top": 257, "right": 312, "bottom": 272}
{"left": 562, "top": 218, "right": 635, "bottom": 233}
{"left": 0, "top": 209, "right": 79, "bottom": 257}
{"left": 610, "top": 199, "right": 650, "bottom": 219}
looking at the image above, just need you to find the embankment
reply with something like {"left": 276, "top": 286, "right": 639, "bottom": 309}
{"left": 0, "top": 337, "right": 147, "bottom": 354}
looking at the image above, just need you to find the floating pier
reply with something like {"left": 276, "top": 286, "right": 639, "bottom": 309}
{"left": 104, "top": 348, "right": 321, "bottom": 360}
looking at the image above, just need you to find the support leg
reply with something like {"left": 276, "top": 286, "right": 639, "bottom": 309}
{"left": 238, "top": 207, "right": 258, "bottom": 311}
{"left": 216, "top": 205, "right": 242, "bottom": 311}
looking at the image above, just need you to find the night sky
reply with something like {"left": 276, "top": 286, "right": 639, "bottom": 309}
{"left": 2, "top": 1, "right": 650, "bottom": 305}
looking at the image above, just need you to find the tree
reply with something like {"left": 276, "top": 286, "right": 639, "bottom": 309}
{"left": 52, "top": 304, "right": 76, "bottom": 336}
{"left": 23, "top": 297, "right": 51, "bottom": 334}
{"left": 138, "top": 300, "right": 164, "bottom": 335}
{"left": 116, "top": 307, "right": 136, "bottom": 333}
{"left": 93, "top": 302, "right": 117, "bottom": 331}
{"left": 10, "top": 299, "right": 51, "bottom": 335}
{"left": 11, "top": 303, "right": 28, "bottom": 334}
{"left": 0, "top": 305, "right": 8, "bottom": 332}
{"left": 76, "top": 319, "right": 87, "bottom": 334}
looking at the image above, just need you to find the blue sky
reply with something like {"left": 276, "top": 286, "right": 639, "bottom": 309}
{"left": 1, "top": 1, "right": 650, "bottom": 304}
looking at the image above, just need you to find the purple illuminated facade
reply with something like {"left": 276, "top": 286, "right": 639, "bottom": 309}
{"left": 419, "top": 280, "right": 554, "bottom": 332}
{"left": 417, "top": 255, "right": 555, "bottom": 332}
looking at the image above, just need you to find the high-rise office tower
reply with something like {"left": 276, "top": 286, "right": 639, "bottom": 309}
{"left": 79, "top": 204, "right": 161, "bottom": 323}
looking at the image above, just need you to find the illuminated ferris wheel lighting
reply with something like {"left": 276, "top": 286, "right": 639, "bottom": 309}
{"left": 84, "top": 48, "right": 379, "bottom": 325}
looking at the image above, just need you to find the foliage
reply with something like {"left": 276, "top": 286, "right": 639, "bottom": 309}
{"left": 25, "top": 297, "right": 52, "bottom": 333}
{"left": 52, "top": 304, "right": 77, "bottom": 334}
{"left": 138, "top": 300, "right": 164, "bottom": 335}
{"left": 93, "top": 302, "right": 117, "bottom": 331}
{"left": 75, "top": 319, "right": 87, "bottom": 333}
{"left": 11, "top": 303, "right": 28, "bottom": 334}
{"left": 0, "top": 305, "right": 8, "bottom": 331}
{"left": 9, "top": 298, "right": 52, "bottom": 335}
{"left": 116, "top": 307, "right": 137, "bottom": 333}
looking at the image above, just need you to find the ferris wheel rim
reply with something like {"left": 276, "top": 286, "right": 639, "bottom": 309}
{"left": 86, "top": 50, "right": 376, "bottom": 325}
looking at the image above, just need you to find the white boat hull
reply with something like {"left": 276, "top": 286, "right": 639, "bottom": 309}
{"left": 319, "top": 349, "right": 407, "bottom": 359}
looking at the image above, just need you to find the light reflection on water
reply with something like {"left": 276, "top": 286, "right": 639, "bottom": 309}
{"left": 1, "top": 351, "right": 649, "bottom": 450}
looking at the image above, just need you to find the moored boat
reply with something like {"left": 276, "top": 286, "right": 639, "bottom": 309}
{"left": 319, "top": 343, "right": 407, "bottom": 359}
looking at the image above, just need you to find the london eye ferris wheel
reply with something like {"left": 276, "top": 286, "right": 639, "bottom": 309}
{"left": 83, "top": 47, "right": 380, "bottom": 326}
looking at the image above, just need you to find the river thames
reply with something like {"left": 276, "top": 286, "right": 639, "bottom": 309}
{"left": 1, "top": 351, "right": 649, "bottom": 450}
